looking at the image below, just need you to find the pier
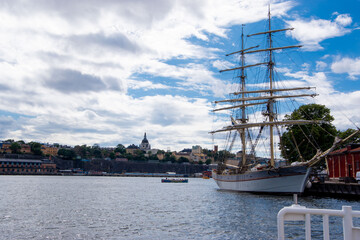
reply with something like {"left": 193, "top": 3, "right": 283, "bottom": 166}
{"left": 305, "top": 181, "right": 360, "bottom": 197}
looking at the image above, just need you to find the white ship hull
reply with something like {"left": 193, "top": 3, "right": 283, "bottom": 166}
{"left": 212, "top": 165, "right": 311, "bottom": 193}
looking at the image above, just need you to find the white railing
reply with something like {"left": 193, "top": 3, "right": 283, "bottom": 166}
{"left": 277, "top": 200, "right": 360, "bottom": 240}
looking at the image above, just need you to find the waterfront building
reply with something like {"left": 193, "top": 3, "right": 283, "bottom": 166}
{"left": 326, "top": 144, "right": 360, "bottom": 180}
{"left": 0, "top": 158, "right": 57, "bottom": 174}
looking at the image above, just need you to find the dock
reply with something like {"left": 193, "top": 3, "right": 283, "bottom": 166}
{"left": 304, "top": 181, "right": 360, "bottom": 197}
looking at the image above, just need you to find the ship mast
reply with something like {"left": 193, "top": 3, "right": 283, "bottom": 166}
{"left": 213, "top": 6, "right": 312, "bottom": 168}
{"left": 267, "top": 7, "right": 275, "bottom": 167}
{"left": 240, "top": 25, "right": 247, "bottom": 166}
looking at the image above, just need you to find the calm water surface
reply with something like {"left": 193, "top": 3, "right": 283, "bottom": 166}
{"left": 0, "top": 176, "right": 359, "bottom": 239}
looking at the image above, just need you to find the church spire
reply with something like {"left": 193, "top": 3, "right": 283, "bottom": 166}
{"left": 140, "top": 132, "right": 150, "bottom": 151}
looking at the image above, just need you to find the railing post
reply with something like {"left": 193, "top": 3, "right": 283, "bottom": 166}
{"left": 305, "top": 213, "right": 311, "bottom": 240}
{"left": 342, "top": 206, "right": 353, "bottom": 240}
{"left": 277, "top": 209, "right": 285, "bottom": 240}
{"left": 323, "top": 214, "right": 330, "bottom": 240}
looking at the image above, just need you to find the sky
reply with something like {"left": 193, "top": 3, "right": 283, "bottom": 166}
{"left": 0, "top": 0, "right": 360, "bottom": 153}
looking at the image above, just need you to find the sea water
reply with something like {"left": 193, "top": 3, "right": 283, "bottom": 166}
{"left": 0, "top": 176, "right": 359, "bottom": 239}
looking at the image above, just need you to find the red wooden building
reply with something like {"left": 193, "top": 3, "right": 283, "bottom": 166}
{"left": 326, "top": 144, "right": 360, "bottom": 179}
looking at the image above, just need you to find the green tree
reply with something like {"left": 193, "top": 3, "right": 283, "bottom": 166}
{"left": 205, "top": 159, "right": 212, "bottom": 165}
{"left": 177, "top": 157, "right": 189, "bottom": 163}
{"left": 29, "top": 142, "right": 43, "bottom": 155}
{"left": 202, "top": 148, "right": 214, "bottom": 157}
{"left": 115, "top": 144, "right": 126, "bottom": 154}
{"left": 163, "top": 152, "right": 176, "bottom": 162}
{"left": 73, "top": 145, "right": 88, "bottom": 159}
{"left": 93, "top": 149, "right": 103, "bottom": 158}
{"left": 133, "top": 150, "right": 146, "bottom": 161}
{"left": 149, "top": 154, "right": 159, "bottom": 160}
{"left": 157, "top": 150, "right": 165, "bottom": 154}
{"left": 10, "top": 142, "right": 21, "bottom": 154}
{"left": 214, "top": 150, "right": 235, "bottom": 162}
{"left": 337, "top": 128, "right": 360, "bottom": 148}
{"left": 280, "top": 104, "right": 337, "bottom": 163}
{"left": 57, "top": 148, "right": 76, "bottom": 159}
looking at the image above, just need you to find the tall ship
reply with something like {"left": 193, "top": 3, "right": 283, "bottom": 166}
{"left": 211, "top": 8, "right": 358, "bottom": 194}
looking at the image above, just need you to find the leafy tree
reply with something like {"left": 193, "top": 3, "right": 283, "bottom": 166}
{"left": 198, "top": 160, "right": 204, "bottom": 165}
{"left": 74, "top": 145, "right": 88, "bottom": 158}
{"left": 157, "top": 150, "right": 165, "bottom": 154}
{"left": 57, "top": 148, "right": 76, "bottom": 159}
{"left": 109, "top": 152, "right": 116, "bottom": 160}
{"left": 133, "top": 150, "right": 146, "bottom": 161}
{"left": 115, "top": 144, "right": 126, "bottom": 154}
{"left": 177, "top": 157, "right": 189, "bottom": 163}
{"left": 169, "top": 155, "right": 176, "bottom": 163}
{"left": 93, "top": 149, "right": 103, "bottom": 158}
{"left": 163, "top": 152, "right": 176, "bottom": 162}
{"left": 205, "top": 159, "right": 212, "bottom": 165}
{"left": 29, "top": 142, "right": 43, "bottom": 155}
{"left": 280, "top": 104, "right": 337, "bottom": 162}
{"left": 337, "top": 128, "right": 360, "bottom": 149}
{"left": 214, "top": 150, "right": 235, "bottom": 162}
{"left": 10, "top": 142, "right": 21, "bottom": 154}
{"left": 149, "top": 154, "right": 159, "bottom": 160}
{"left": 202, "top": 148, "right": 214, "bottom": 157}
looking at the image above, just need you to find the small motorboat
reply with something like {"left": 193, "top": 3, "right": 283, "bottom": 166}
{"left": 161, "top": 178, "right": 188, "bottom": 183}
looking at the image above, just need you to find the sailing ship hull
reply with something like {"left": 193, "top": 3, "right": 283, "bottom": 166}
{"left": 212, "top": 165, "right": 311, "bottom": 194}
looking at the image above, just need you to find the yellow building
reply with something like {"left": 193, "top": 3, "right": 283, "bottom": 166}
{"left": 41, "top": 145, "right": 59, "bottom": 156}
{"left": 173, "top": 152, "right": 191, "bottom": 161}
{"left": 1, "top": 142, "right": 12, "bottom": 153}
{"left": 21, "top": 144, "right": 31, "bottom": 154}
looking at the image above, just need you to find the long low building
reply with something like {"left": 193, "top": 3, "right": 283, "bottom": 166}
{"left": 0, "top": 159, "right": 57, "bottom": 174}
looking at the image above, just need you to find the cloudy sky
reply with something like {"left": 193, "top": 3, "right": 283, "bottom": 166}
{"left": 1, "top": 0, "right": 360, "bottom": 152}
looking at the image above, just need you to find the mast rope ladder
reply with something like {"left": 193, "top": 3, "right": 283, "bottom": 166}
{"left": 250, "top": 126, "right": 264, "bottom": 157}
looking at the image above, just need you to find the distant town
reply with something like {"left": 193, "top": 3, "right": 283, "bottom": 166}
{"left": 0, "top": 132, "right": 231, "bottom": 176}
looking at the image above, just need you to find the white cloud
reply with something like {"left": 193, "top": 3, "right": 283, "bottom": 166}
{"left": 5, "top": 0, "right": 278, "bottom": 150}
{"left": 127, "top": 79, "right": 170, "bottom": 90}
{"left": 335, "top": 13, "right": 352, "bottom": 26}
{"left": 276, "top": 67, "right": 360, "bottom": 131}
{"left": 2, "top": 0, "right": 357, "bottom": 153}
{"left": 316, "top": 61, "right": 327, "bottom": 71}
{"left": 331, "top": 57, "right": 360, "bottom": 80}
{"left": 212, "top": 60, "right": 234, "bottom": 70}
{"left": 286, "top": 14, "right": 352, "bottom": 51}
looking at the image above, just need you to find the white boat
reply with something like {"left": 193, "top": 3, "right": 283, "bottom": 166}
{"left": 213, "top": 165, "right": 310, "bottom": 193}
{"left": 211, "top": 7, "right": 359, "bottom": 194}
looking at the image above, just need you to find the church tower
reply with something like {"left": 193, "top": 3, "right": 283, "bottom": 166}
{"left": 139, "top": 132, "right": 151, "bottom": 151}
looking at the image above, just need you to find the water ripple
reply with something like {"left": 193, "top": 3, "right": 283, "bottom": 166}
{"left": 0, "top": 176, "right": 359, "bottom": 239}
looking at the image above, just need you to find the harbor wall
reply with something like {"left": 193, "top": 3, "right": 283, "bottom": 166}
{"left": 84, "top": 160, "right": 209, "bottom": 174}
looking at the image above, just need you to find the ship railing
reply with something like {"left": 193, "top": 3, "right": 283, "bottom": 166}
{"left": 277, "top": 202, "right": 360, "bottom": 240}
